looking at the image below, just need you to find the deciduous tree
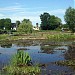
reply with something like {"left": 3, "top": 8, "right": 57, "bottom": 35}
{"left": 64, "top": 7, "right": 75, "bottom": 33}
{"left": 17, "top": 19, "right": 33, "bottom": 34}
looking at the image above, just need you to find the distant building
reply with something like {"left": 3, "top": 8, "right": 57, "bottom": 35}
{"left": 11, "top": 23, "right": 17, "bottom": 30}
{"left": 3, "top": 23, "right": 17, "bottom": 30}
{"left": 33, "top": 23, "right": 39, "bottom": 30}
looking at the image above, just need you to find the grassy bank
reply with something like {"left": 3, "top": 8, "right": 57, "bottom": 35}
{"left": 47, "top": 33, "right": 75, "bottom": 41}
{"left": 0, "top": 31, "right": 75, "bottom": 41}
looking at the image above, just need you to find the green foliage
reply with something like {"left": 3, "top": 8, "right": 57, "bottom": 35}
{"left": 49, "top": 15, "right": 62, "bottom": 30}
{"left": 47, "top": 34, "right": 75, "bottom": 41}
{"left": 0, "top": 18, "right": 11, "bottom": 30}
{"left": 3, "top": 50, "right": 40, "bottom": 75}
{"left": 3, "top": 65, "right": 40, "bottom": 75}
{"left": 11, "top": 50, "right": 31, "bottom": 66}
{"left": 4, "top": 18, "right": 11, "bottom": 30}
{"left": 17, "top": 50, "right": 31, "bottom": 65}
{"left": 16, "top": 20, "right": 20, "bottom": 27}
{"left": 17, "top": 19, "right": 33, "bottom": 34}
{"left": 0, "top": 19, "right": 5, "bottom": 29}
{"left": 0, "top": 34, "right": 9, "bottom": 40}
{"left": 40, "top": 12, "right": 62, "bottom": 30}
{"left": 40, "top": 12, "right": 50, "bottom": 30}
{"left": 64, "top": 7, "right": 75, "bottom": 33}
{"left": 62, "top": 24, "right": 69, "bottom": 28}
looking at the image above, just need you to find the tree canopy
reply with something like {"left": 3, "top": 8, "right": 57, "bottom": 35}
{"left": 0, "top": 18, "right": 11, "bottom": 30}
{"left": 17, "top": 19, "right": 33, "bottom": 34}
{"left": 64, "top": 7, "right": 75, "bottom": 33}
{"left": 4, "top": 18, "right": 11, "bottom": 30}
{"left": 40, "top": 12, "right": 61, "bottom": 30}
{"left": 0, "top": 19, "right": 5, "bottom": 29}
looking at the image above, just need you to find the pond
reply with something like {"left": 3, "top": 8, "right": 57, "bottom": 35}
{"left": 0, "top": 40, "right": 75, "bottom": 75}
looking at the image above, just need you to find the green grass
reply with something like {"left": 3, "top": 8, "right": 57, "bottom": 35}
{"left": 0, "top": 34, "right": 9, "bottom": 40}
{"left": 0, "top": 30, "right": 75, "bottom": 41}
{"left": 47, "top": 34, "right": 75, "bottom": 41}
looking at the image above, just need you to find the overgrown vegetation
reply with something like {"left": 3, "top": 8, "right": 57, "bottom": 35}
{"left": 47, "top": 34, "right": 75, "bottom": 41}
{"left": 64, "top": 7, "right": 75, "bottom": 33}
{"left": 56, "top": 60, "right": 75, "bottom": 69}
{"left": 2, "top": 50, "right": 40, "bottom": 75}
{"left": 17, "top": 19, "right": 33, "bottom": 34}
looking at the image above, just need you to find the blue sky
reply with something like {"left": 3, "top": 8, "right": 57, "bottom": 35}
{"left": 0, "top": 0, "right": 74, "bottom": 25}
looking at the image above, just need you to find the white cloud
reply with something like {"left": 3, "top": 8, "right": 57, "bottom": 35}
{"left": 0, "top": 13, "right": 4, "bottom": 17}
{"left": 0, "top": 5, "right": 65, "bottom": 24}
{"left": 0, "top": 6, "right": 24, "bottom": 12}
{"left": 49, "top": 9, "right": 66, "bottom": 15}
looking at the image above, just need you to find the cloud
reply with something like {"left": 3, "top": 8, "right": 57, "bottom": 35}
{"left": 0, "top": 5, "right": 65, "bottom": 24}
{"left": 0, "top": 13, "right": 4, "bottom": 17}
{"left": 49, "top": 9, "right": 66, "bottom": 15}
{"left": 0, "top": 6, "right": 24, "bottom": 12}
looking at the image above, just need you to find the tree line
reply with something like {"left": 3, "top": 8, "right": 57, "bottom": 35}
{"left": 40, "top": 7, "right": 75, "bottom": 33}
{"left": 40, "top": 13, "right": 62, "bottom": 30}
{"left": 0, "top": 18, "right": 20, "bottom": 30}
{"left": 0, "top": 7, "right": 75, "bottom": 33}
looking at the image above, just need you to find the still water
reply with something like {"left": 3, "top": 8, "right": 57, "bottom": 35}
{"left": 0, "top": 40, "right": 75, "bottom": 75}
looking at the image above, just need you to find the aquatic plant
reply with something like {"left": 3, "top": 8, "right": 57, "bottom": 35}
{"left": 3, "top": 50, "right": 40, "bottom": 75}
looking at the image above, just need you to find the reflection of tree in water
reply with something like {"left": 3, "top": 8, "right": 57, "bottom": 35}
{"left": 64, "top": 43, "right": 75, "bottom": 60}
{"left": 0, "top": 42, "right": 12, "bottom": 48}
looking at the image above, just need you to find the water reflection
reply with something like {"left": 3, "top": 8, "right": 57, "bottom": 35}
{"left": 0, "top": 40, "right": 75, "bottom": 74}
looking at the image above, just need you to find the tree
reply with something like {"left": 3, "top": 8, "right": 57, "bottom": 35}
{"left": 40, "top": 12, "right": 50, "bottom": 30}
{"left": 40, "top": 12, "right": 62, "bottom": 30}
{"left": 17, "top": 19, "right": 33, "bottom": 34}
{"left": 49, "top": 15, "right": 61, "bottom": 30}
{"left": 16, "top": 20, "right": 20, "bottom": 28}
{"left": 0, "top": 19, "right": 5, "bottom": 29}
{"left": 4, "top": 18, "right": 11, "bottom": 30}
{"left": 64, "top": 7, "right": 75, "bottom": 33}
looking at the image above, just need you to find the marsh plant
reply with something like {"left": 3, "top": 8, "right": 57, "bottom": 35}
{"left": 3, "top": 50, "right": 40, "bottom": 75}
{"left": 47, "top": 34, "right": 75, "bottom": 41}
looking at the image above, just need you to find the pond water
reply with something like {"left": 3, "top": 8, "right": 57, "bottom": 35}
{"left": 0, "top": 40, "right": 75, "bottom": 75}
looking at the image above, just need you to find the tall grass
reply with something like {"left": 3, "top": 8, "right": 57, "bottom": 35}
{"left": 47, "top": 34, "right": 75, "bottom": 41}
{"left": 0, "top": 34, "right": 9, "bottom": 40}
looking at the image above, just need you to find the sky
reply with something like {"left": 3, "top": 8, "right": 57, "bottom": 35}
{"left": 0, "top": 0, "right": 74, "bottom": 25}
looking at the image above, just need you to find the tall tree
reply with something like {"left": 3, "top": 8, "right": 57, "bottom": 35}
{"left": 16, "top": 20, "right": 20, "bottom": 27}
{"left": 40, "top": 12, "right": 50, "bottom": 30}
{"left": 50, "top": 15, "right": 61, "bottom": 30}
{"left": 0, "top": 19, "right": 5, "bottom": 29}
{"left": 17, "top": 19, "right": 33, "bottom": 34}
{"left": 4, "top": 18, "right": 11, "bottom": 30}
{"left": 64, "top": 7, "right": 75, "bottom": 33}
{"left": 40, "top": 12, "right": 61, "bottom": 30}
